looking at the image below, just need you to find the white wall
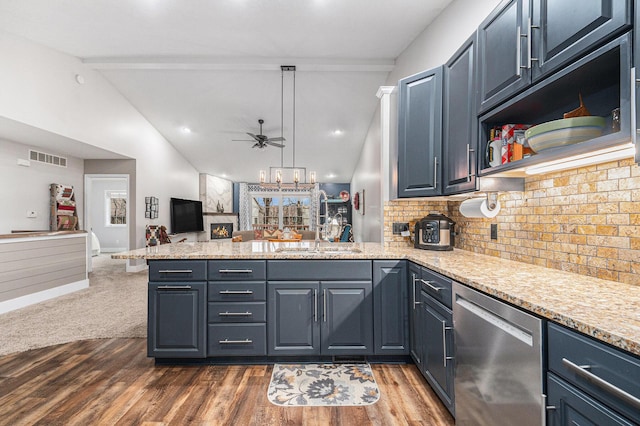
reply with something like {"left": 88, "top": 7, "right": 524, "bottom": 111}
{"left": 0, "top": 31, "right": 200, "bottom": 253}
{"left": 89, "top": 178, "right": 128, "bottom": 252}
{"left": 350, "top": 0, "right": 503, "bottom": 242}
{"left": 0, "top": 138, "right": 84, "bottom": 234}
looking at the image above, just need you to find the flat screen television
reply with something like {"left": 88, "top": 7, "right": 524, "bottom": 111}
{"left": 170, "top": 198, "right": 204, "bottom": 234}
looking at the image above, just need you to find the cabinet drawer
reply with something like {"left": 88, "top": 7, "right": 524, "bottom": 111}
{"left": 547, "top": 373, "right": 635, "bottom": 426}
{"left": 207, "top": 323, "right": 266, "bottom": 356}
{"left": 208, "top": 302, "right": 266, "bottom": 323}
{"left": 268, "top": 260, "right": 371, "bottom": 280}
{"left": 419, "top": 267, "right": 452, "bottom": 308}
{"left": 208, "top": 282, "right": 266, "bottom": 301}
{"left": 548, "top": 323, "right": 640, "bottom": 421}
{"left": 208, "top": 260, "right": 266, "bottom": 281}
{"left": 149, "top": 260, "right": 206, "bottom": 281}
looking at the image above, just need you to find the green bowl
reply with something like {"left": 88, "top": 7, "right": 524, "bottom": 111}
{"left": 524, "top": 116, "right": 606, "bottom": 153}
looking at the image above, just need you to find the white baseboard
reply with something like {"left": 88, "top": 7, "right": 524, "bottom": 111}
{"left": 0, "top": 279, "right": 90, "bottom": 315}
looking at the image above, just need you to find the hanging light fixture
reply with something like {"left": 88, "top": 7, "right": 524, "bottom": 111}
{"left": 258, "top": 65, "right": 317, "bottom": 189}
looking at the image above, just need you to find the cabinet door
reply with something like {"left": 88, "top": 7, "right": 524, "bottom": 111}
{"left": 268, "top": 282, "right": 320, "bottom": 355}
{"left": 635, "top": 0, "right": 640, "bottom": 165}
{"left": 443, "top": 32, "right": 478, "bottom": 195}
{"left": 397, "top": 66, "right": 443, "bottom": 197}
{"left": 373, "top": 260, "right": 408, "bottom": 355}
{"left": 547, "top": 373, "right": 635, "bottom": 426}
{"left": 477, "top": 0, "right": 531, "bottom": 113}
{"left": 531, "top": 0, "right": 631, "bottom": 82}
{"left": 422, "top": 294, "right": 455, "bottom": 415}
{"left": 148, "top": 282, "right": 206, "bottom": 358}
{"left": 321, "top": 281, "right": 373, "bottom": 355}
{"left": 408, "top": 263, "right": 423, "bottom": 365}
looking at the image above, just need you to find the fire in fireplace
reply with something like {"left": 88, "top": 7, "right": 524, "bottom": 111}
{"left": 211, "top": 223, "right": 233, "bottom": 239}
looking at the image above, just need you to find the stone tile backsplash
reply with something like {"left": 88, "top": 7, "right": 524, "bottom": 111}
{"left": 384, "top": 158, "right": 640, "bottom": 285}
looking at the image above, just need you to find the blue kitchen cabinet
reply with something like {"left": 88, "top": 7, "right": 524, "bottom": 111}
{"left": 546, "top": 322, "right": 640, "bottom": 424}
{"left": 147, "top": 260, "right": 207, "bottom": 358}
{"left": 477, "top": 0, "right": 631, "bottom": 113}
{"left": 397, "top": 66, "right": 443, "bottom": 197}
{"left": 443, "top": 32, "right": 478, "bottom": 195}
{"left": 373, "top": 260, "right": 408, "bottom": 355}
{"left": 267, "top": 260, "right": 373, "bottom": 356}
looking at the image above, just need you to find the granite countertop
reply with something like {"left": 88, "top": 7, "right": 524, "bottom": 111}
{"left": 112, "top": 241, "right": 640, "bottom": 356}
{"left": 0, "top": 230, "right": 87, "bottom": 240}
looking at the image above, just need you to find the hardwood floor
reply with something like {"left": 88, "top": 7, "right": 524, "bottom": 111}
{"left": 0, "top": 339, "right": 454, "bottom": 425}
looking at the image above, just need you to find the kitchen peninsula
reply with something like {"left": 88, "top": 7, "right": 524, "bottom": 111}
{"left": 113, "top": 241, "right": 640, "bottom": 357}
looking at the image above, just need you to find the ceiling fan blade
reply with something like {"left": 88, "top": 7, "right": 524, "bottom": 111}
{"left": 266, "top": 141, "right": 285, "bottom": 148}
{"left": 246, "top": 132, "right": 261, "bottom": 141}
{"left": 232, "top": 139, "right": 254, "bottom": 142}
{"left": 266, "top": 137, "right": 285, "bottom": 142}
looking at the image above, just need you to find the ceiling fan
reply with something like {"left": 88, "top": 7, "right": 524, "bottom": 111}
{"left": 233, "top": 119, "right": 285, "bottom": 149}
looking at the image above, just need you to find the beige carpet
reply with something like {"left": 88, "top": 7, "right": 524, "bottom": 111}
{"left": 0, "top": 254, "right": 147, "bottom": 356}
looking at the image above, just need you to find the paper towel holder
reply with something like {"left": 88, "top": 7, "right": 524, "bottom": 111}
{"left": 486, "top": 192, "right": 499, "bottom": 211}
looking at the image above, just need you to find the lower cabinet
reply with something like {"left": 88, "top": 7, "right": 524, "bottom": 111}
{"left": 408, "top": 262, "right": 455, "bottom": 416}
{"left": 420, "top": 292, "right": 454, "bottom": 415}
{"left": 268, "top": 281, "right": 373, "bottom": 356}
{"left": 546, "top": 322, "right": 640, "bottom": 424}
{"left": 373, "top": 260, "right": 409, "bottom": 355}
{"left": 148, "top": 281, "right": 207, "bottom": 358}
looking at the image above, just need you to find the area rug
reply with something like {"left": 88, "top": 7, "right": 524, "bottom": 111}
{"left": 267, "top": 363, "right": 380, "bottom": 406}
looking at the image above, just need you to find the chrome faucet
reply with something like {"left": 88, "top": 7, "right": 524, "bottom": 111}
{"left": 315, "top": 189, "right": 329, "bottom": 250}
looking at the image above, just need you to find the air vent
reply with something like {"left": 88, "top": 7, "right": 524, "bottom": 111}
{"left": 29, "top": 150, "right": 67, "bottom": 167}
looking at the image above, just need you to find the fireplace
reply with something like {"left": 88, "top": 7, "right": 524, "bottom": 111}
{"left": 211, "top": 223, "right": 233, "bottom": 239}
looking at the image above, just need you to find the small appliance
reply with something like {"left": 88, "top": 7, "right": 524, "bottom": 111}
{"left": 414, "top": 213, "right": 455, "bottom": 251}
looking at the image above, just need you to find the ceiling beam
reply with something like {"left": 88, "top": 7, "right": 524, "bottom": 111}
{"left": 82, "top": 56, "right": 396, "bottom": 72}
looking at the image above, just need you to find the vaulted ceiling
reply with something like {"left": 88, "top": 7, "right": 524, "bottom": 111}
{"left": 0, "top": 0, "right": 453, "bottom": 182}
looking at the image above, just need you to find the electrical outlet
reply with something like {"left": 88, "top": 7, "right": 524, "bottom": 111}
{"left": 27, "top": 210, "right": 37, "bottom": 218}
{"left": 393, "top": 222, "right": 409, "bottom": 235}
{"left": 490, "top": 223, "right": 498, "bottom": 240}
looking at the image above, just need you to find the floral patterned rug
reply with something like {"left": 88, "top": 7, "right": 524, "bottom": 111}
{"left": 267, "top": 363, "right": 380, "bottom": 406}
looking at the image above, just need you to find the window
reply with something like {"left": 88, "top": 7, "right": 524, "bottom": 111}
{"left": 106, "top": 191, "right": 127, "bottom": 226}
{"left": 250, "top": 191, "right": 311, "bottom": 231}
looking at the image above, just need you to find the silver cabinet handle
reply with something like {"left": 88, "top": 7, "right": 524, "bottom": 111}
{"left": 313, "top": 289, "right": 318, "bottom": 322}
{"left": 157, "top": 285, "right": 192, "bottom": 290}
{"left": 516, "top": 25, "right": 522, "bottom": 76}
{"left": 412, "top": 274, "right": 420, "bottom": 309}
{"left": 442, "top": 322, "right": 454, "bottom": 367}
{"left": 433, "top": 156, "right": 438, "bottom": 189}
{"left": 466, "top": 143, "right": 474, "bottom": 182}
{"left": 421, "top": 279, "right": 443, "bottom": 293}
{"left": 561, "top": 358, "right": 640, "bottom": 410}
{"left": 158, "top": 269, "right": 193, "bottom": 274}
{"left": 219, "top": 339, "right": 252, "bottom": 344}
{"left": 219, "top": 290, "right": 253, "bottom": 295}
{"left": 218, "top": 311, "right": 252, "bottom": 317}
{"left": 323, "top": 289, "right": 327, "bottom": 323}
{"left": 527, "top": 17, "right": 539, "bottom": 69}
{"left": 218, "top": 269, "right": 253, "bottom": 274}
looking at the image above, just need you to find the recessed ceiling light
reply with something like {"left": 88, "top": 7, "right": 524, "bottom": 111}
{"left": 181, "top": 127, "right": 192, "bottom": 134}
{"left": 326, "top": 173, "right": 336, "bottom": 179}
{"left": 332, "top": 129, "right": 343, "bottom": 136}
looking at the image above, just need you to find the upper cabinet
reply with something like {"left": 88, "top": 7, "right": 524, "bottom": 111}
{"left": 478, "top": 0, "right": 632, "bottom": 114}
{"left": 477, "top": 0, "right": 531, "bottom": 114}
{"left": 398, "top": 67, "right": 443, "bottom": 198}
{"left": 532, "top": 0, "right": 632, "bottom": 81}
{"left": 443, "top": 33, "right": 478, "bottom": 195}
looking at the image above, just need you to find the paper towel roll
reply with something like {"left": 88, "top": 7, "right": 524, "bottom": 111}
{"left": 459, "top": 197, "right": 501, "bottom": 218}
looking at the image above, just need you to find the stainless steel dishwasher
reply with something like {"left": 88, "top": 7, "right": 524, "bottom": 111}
{"left": 453, "top": 282, "right": 544, "bottom": 425}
